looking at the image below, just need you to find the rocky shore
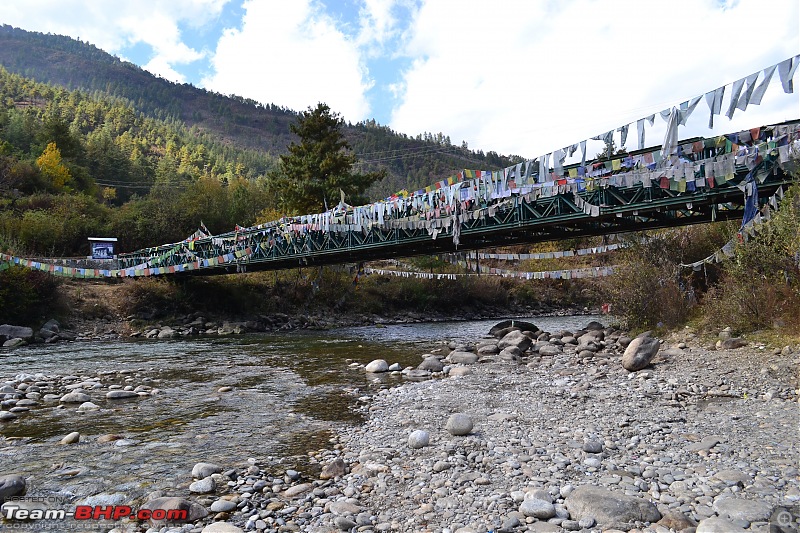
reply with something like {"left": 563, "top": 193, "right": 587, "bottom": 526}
{"left": 1, "top": 320, "right": 798, "bottom": 533}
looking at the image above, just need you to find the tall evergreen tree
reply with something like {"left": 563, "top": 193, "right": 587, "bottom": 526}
{"left": 270, "top": 103, "right": 384, "bottom": 215}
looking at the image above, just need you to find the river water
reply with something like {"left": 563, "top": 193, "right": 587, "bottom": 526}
{"left": 0, "top": 315, "right": 602, "bottom": 504}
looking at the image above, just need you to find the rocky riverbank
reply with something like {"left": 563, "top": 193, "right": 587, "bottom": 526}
{"left": 1, "top": 321, "right": 798, "bottom": 533}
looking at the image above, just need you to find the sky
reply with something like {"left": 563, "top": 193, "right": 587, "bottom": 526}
{"left": 0, "top": 0, "right": 798, "bottom": 162}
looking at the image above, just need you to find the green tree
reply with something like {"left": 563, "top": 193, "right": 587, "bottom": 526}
{"left": 270, "top": 103, "right": 384, "bottom": 215}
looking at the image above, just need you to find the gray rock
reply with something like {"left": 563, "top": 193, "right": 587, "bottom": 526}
{"left": 365, "top": 359, "right": 389, "bottom": 373}
{"left": 686, "top": 436, "right": 721, "bottom": 452}
{"left": 40, "top": 319, "right": 59, "bottom": 333}
{"left": 449, "top": 351, "right": 478, "bottom": 364}
{"left": 0, "top": 475, "right": 26, "bottom": 503}
{"left": 583, "top": 440, "right": 603, "bottom": 453}
{"left": 476, "top": 343, "right": 499, "bottom": 355}
{"left": 320, "top": 458, "right": 346, "bottom": 480}
{"left": 60, "top": 392, "right": 91, "bottom": 403}
{"left": 192, "top": 462, "right": 223, "bottom": 479}
{"left": 538, "top": 344, "right": 561, "bottom": 357}
{"left": 713, "top": 497, "right": 772, "bottom": 523}
{"left": 408, "top": 429, "right": 430, "bottom": 449}
{"left": 0, "top": 411, "right": 18, "bottom": 421}
{"left": 519, "top": 498, "right": 556, "bottom": 519}
{"left": 106, "top": 390, "right": 139, "bottom": 399}
{"left": 388, "top": 362, "right": 402, "bottom": 371}
{"left": 329, "top": 500, "right": 362, "bottom": 515}
{"left": 0, "top": 325, "right": 33, "bottom": 340}
{"left": 720, "top": 337, "right": 747, "bottom": 349}
{"left": 283, "top": 483, "right": 312, "bottom": 497}
{"left": 157, "top": 327, "right": 177, "bottom": 339}
{"left": 565, "top": 485, "right": 661, "bottom": 527}
{"left": 189, "top": 476, "right": 216, "bottom": 493}
{"left": 498, "top": 346, "right": 521, "bottom": 360}
{"left": 696, "top": 517, "right": 747, "bottom": 533}
{"left": 140, "top": 497, "right": 207, "bottom": 523}
{"left": 60, "top": 432, "right": 80, "bottom": 444}
{"left": 77, "top": 401, "right": 100, "bottom": 411}
{"left": 334, "top": 516, "right": 358, "bottom": 530}
{"left": 585, "top": 320, "right": 604, "bottom": 330}
{"left": 3, "top": 338, "right": 26, "bottom": 348}
{"left": 209, "top": 499, "right": 237, "bottom": 513}
{"left": 417, "top": 357, "right": 444, "bottom": 372}
{"left": 445, "top": 413, "right": 474, "bottom": 436}
{"left": 498, "top": 330, "right": 533, "bottom": 352}
{"left": 621, "top": 333, "right": 660, "bottom": 371}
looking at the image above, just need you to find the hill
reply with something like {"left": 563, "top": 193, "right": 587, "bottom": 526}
{"left": 0, "top": 25, "right": 520, "bottom": 198}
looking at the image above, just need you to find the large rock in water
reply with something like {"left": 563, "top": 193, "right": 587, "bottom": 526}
{"left": 365, "top": 359, "right": 389, "bottom": 373}
{"left": 621, "top": 333, "right": 660, "bottom": 371}
{"left": 0, "top": 325, "right": 33, "bottom": 341}
{"left": 489, "top": 320, "right": 538, "bottom": 338}
{"left": 565, "top": 485, "right": 661, "bottom": 528}
{"left": 0, "top": 475, "right": 26, "bottom": 503}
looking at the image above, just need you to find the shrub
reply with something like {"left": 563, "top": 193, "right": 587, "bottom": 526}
{"left": 0, "top": 266, "right": 62, "bottom": 325}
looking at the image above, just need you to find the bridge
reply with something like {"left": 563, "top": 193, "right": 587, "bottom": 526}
{"left": 2, "top": 120, "right": 798, "bottom": 279}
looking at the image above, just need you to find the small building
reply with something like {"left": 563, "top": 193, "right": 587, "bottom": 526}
{"left": 88, "top": 237, "right": 118, "bottom": 260}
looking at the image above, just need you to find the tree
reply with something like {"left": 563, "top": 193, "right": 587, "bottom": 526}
{"left": 36, "top": 142, "right": 71, "bottom": 189}
{"left": 270, "top": 103, "right": 385, "bottom": 215}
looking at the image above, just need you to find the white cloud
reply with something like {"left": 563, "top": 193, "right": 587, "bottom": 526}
{"left": 0, "top": 0, "right": 226, "bottom": 83}
{"left": 389, "top": 0, "right": 800, "bottom": 158}
{"left": 203, "top": 0, "right": 373, "bottom": 122}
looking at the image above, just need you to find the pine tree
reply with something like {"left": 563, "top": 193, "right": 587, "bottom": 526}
{"left": 270, "top": 103, "right": 384, "bottom": 215}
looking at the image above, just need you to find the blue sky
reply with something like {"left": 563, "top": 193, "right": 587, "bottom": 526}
{"left": 0, "top": 0, "right": 798, "bottom": 161}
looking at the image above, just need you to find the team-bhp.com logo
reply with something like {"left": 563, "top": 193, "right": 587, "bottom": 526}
{"left": 4, "top": 505, "right": 187, "bottom": 521}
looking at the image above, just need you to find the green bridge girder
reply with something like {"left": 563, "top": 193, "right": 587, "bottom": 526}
{"left": 117, "top": 162, "right": 795, "bottom": 276}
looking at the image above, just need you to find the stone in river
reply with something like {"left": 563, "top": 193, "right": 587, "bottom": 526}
{"left": 0, "top": 475, "right": 26, "bottom": 503}
{"left": 60, "top": 392, "right": 91, "bottom": 403}
{"left": 106, "top": 390, "right": 139, "bottom": 399}
{"left": 60, "top": 432, "right": 80, "bottom": 444}
{"left": 365, "top": 359, "right": 389, "bottom": 373}
{"left": 189, "top": 476, "right": 216, "bottom": 494}
{"left": 192, "top": 462, "right": 223, "bottom": 479}
{"left": 696, "top": 517, "right": 747, "bottom": 533}
{"left": 713, "top": 497, "right": 772, "bottom": 523}
{"left": 445, "top": 413, "right": 473, "bottom": 436}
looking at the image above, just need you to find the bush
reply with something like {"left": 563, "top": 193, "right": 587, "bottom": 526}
{"left": 702, "top": 185, "right": 800, "bottom": 333}
{"left": 0, "top": 266, "right": 62, "bottom": 325}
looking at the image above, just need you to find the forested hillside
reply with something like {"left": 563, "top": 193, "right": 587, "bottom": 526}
{"left": 0, "top": 25, "right": 520, "bottom": 199}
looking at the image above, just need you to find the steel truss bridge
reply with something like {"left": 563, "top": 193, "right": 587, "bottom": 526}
{"left": 116, "top": 121, "right": 799, "bottom": 277}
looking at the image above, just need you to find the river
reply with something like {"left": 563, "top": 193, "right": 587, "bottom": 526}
{"left": 0, "top": 315, "right": 603, "bottom": 505}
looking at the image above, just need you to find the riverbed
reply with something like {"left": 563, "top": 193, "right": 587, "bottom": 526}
{"left": 0, "top": 315, "right": 600, "bottom": 507}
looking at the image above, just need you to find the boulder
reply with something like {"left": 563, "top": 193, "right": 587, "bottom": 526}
{"left": 417, "top": 357, "right": 444, "bottom": 372}
{"left": 445, "top": 413, "right": 473, "bottom": 436}
{"left": 60, "top": 392, "right": 91, "bottom": 403}
{"left": 519, "top": 497, "right": 556, "bottom": 519}
{"left": 565, "top": 485, "right": 661, "bottom": 527}
{"left": 489, "top": 320, "right": 538, "bottom": 338}
{"left": 2, "top": 339, "right": 25, "bottom": 348}
{"left": 585, "top": 320, "right": 605, "bottom": 330}
{"left": 365, "top": 359, "right": 389, "bottom": 373}
{"left": 538, "top": 344, "right": 561, "bottom": 357}
{"left": 719, "top": 337, "right": 747, "bottom": 349}
{"left": 448, "top": 351, "right": 478, "bottom": 364}
{"left": 0, "top": 325, "right": 33, "bottom": 341}
{"left": 498, "top": 330, "right": 533, "bottom": 352}
{"left": 140, "top": 497, "right": 208, "bottom": 524}
{"left": 320, "top": 458, "right": 346, "bottom": 480}
{"left": 621, "top": 333, "right": 660, "bottom": 371}
{"left": 40, "top": 319, "right": 60, "bottom": 333}
{"left": 0, "top": 475, "right": 26, "bottom": 503}
{"left": 106, "top": 390, "right": 139, "bottom": 399}
{"left": 408, "top": 430, "right": 430, "bottom": 449}
{"left": 713, "top": 497, "right": 772, "bottom": 523}
{"left": 201, "top": 523, "right": 244, "bottom": 533}
{"left": 696, "top": 517, "right": 746, "bottom": 533}
{"left": 192, "top": 462, "right": 222, "bottom": 479}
